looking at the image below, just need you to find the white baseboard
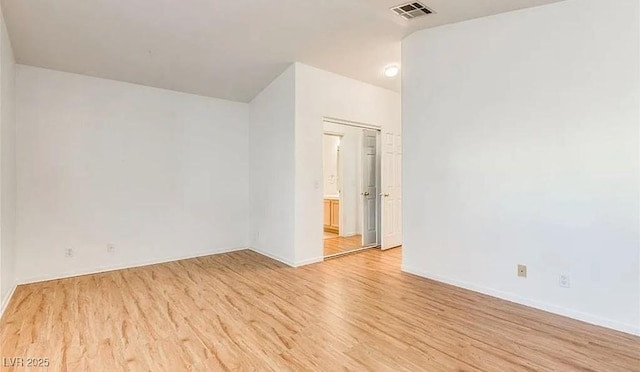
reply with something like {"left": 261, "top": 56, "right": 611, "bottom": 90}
{"left": 18, "top": 246, "right": 248, "bottom": 285}
{"left": 17, "top": 246, "right": 324, "bottom": 286}
{"left": 294, "top": 256, "right": 324, "bottom": 267}
{"left": 0, "top": 283, "right": 17, "bottom": 320}
{"left": 402, "top": 265, "right": 640, "bottom": 337}
{"left": 340, "top": 231, "right": 358, "bottom": 238}
{"left": 248, "top": 247, "right": 296, "bottom": 267}
{"left": 247, "top": 248, "right": 323, "bottom": 268}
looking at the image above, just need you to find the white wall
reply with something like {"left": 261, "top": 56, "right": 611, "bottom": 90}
{"left": 324, "top": 122, "right": 362, "bottom": 237}
{"left": 0, "top": 6, "right": 16, "bottom": 314}
{"left": 249, "top": 65, "right": 296, "bottom": 265}
{"left": 16, "top": 66, "right": 250, "bottom": 283}
{"left": 403, "top": 0, "right": 640, "bottom": 335}
{"left": 295, "top": 63, "right": 401, "bottom": 265}
{"left": 10, "top": 60, "right": 399, "bottom": 283}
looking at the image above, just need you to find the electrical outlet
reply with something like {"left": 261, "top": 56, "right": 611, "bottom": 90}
{"left": 559, "top": 274, "right": 570, "bottom": 288}
{"left": 107, "top": 244, "right": 115, "bottom": 253}
{"left": 65, "top": 248, "right": 74, "bottom": 258}
{"left": 517, "top": 264, "right": 527, "bottom": 278}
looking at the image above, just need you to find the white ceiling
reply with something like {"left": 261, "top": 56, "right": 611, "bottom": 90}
{"left": 1, "top": 0, "right": 565, "bottom": 102}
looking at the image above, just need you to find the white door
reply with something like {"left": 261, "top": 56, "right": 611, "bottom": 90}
{"left": 381, "top": 132, "right": 402, "bottom": 249}
{"left": 361, "top": 130, "right": 378, "bottom": 246}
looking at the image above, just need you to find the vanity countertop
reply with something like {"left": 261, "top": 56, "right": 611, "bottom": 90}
{"left": 324, "top": 195, "right": 340, "bottom": 200}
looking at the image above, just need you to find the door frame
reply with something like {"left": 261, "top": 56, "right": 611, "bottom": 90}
{"left": 322, "top": 118, "right": 382, "bottom": 249}
{"left": 324, "top": 117, "right": 381, "bottom": 131}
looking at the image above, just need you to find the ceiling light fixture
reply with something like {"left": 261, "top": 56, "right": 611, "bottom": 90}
{"left": 384, "top": 65, "right": 400, "bottom": 78}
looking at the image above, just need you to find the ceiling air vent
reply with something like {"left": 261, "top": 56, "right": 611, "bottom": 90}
{"left": 391, "top": 2, "right": 433, "bottom": 20}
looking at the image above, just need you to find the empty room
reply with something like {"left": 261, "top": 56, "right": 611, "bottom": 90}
{"left": 1, "top": 0, "right": 639, "bottom": 370}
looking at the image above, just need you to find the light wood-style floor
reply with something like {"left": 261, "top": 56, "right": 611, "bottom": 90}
{"left": 1, "top": 248, "right": 639, "bottom": 371}
{"left": 323, "top": 234, "right": 363, "bottom": 256}
{"left": 323, "top": 231, "right": 338, "bottom": 239}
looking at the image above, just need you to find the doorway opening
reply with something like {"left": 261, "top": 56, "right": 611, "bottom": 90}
{"left": 322, "top": 120, "right": 381, "bottom": 258}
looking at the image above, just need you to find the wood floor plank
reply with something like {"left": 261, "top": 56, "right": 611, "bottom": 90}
{"left": 1, "top": 248, "right": 638, "bottom": 371}
{"left": 324, "top": 235, "right": 364, "bottom": 256}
